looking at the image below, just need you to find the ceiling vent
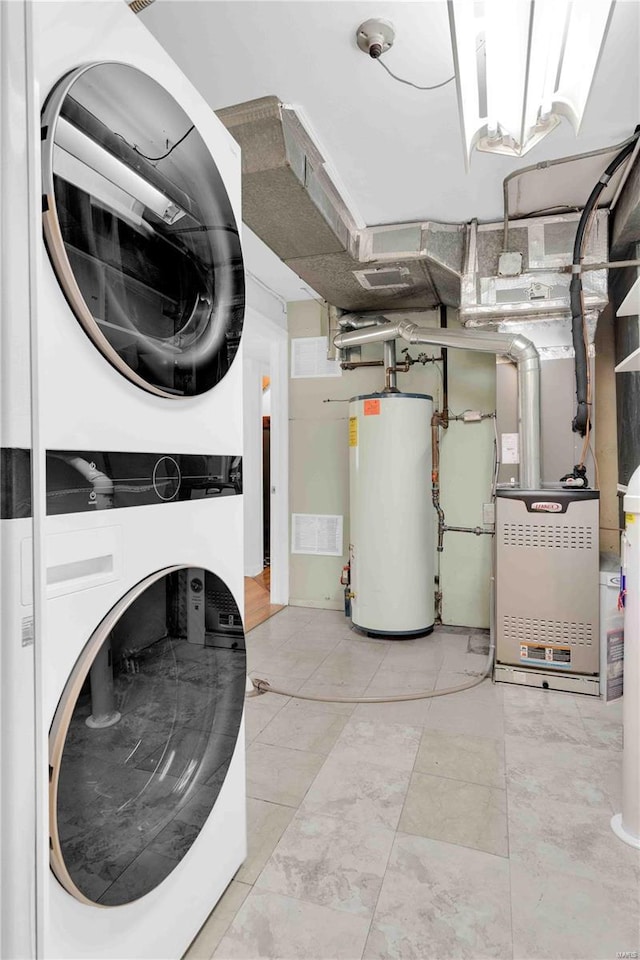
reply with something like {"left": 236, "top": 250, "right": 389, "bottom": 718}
{"left": 353, "top": 267, "right": 413, "bottom": 290}
{"left": 215, "top": 96, "right": 464, "bottom": 311}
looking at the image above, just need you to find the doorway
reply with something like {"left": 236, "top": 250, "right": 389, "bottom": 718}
{"left": 242, "top": 308, "right": 288, "bottom": 630}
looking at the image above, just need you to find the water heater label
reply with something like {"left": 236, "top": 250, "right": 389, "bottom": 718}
{"left": 364, "top": 399, "right": 380, "bottom": 416}
{"left": 349, "top": 417, "right": 358, "bottom": 446}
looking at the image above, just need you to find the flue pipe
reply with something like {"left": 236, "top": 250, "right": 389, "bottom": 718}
{"left": 337, "top": 314, "right": 390, "bottom": 329}
{"left": 334, "top": 319, "right": 541, "bottom": 490}
{"left": 383, "top": 340, "right": 398, "bottom": 392}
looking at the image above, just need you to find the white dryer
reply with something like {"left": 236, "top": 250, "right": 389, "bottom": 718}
{"left": 35, "top": 0, "right": 245, "bottom": 453}
{"left": 1, "top": 2, "right": 247, "bottom": 958}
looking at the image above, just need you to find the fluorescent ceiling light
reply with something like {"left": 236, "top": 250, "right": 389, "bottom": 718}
{"left": 448, "top": 0, "right": 614, "bottom": 169}
{"left": 53, "top": 143, "right": 150, "bottom": 232}
{"left": 55, "top": 117, "right": 186, "bottom": 225}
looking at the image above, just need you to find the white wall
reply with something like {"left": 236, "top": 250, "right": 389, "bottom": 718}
{"left": 439, "top": 343, "right": 496, "bottom": 628}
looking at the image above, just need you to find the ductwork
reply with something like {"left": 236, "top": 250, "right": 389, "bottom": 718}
{"left": 611, "top": 133, "right": 640, "bottom": 257}
{"left": 217, "top": 95, "right": 618, "bottom": 349}
{"left": 334, "top": 320, "right": 541, "bottom": 490}
{"left": 215, "top": 97, "right": 465, "bottom": 311}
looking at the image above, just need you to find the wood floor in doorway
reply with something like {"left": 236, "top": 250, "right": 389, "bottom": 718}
{"left": 244, "top": 568, "right": 284, "bottom": 632}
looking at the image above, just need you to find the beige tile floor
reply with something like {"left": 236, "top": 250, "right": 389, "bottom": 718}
{"left": 185, "top": 607, "right": 640, "bottom": 960}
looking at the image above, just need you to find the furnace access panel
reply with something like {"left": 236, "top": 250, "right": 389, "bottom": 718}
{"left": 495, "top": 489, "right": 600, "bottom": 683}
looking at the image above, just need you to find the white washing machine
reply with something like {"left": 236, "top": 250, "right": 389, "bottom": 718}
{"left": 42, "top": 496, "right": 247, "bottom": 960}
{"left": 3, "top": 463, "right": 247, "bottom": 958}
{"left": 1, "top": 2, "right": 247, "bottom": 958}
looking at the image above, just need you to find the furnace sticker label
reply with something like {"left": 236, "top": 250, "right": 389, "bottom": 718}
{"left": 364, "top": 399, "right": 380, "bottom": 416}
{"left": 349, "top": 417, "right": 358, "bottom": 447}
{"left": 519, "top": 642, "right": 571, "bottom": 667}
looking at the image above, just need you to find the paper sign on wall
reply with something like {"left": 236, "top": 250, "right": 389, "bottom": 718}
{"left": 291, "top": 514, "right": 343, "bottom": 556}
{"left": 501, "top": 432, "right": 520, "bottom": 464}
{"left": 290, "top": 337, "right": 342, "bottom": 378}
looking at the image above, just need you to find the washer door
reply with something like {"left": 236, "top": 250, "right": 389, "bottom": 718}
{"left": 49, "top": 567, "right": 246, "bottom": 906}
{"left": 42, "top": 63, "right": 244, "bottom": 398}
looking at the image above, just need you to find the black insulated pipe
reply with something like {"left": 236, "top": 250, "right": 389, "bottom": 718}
{"left": 440, "top": 303, "right": 449, "bottom": 426}
{"left": 571, "top": 127, "right": 640, "bottom": 436}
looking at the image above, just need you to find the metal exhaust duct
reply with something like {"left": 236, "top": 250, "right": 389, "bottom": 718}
{"left": 334, "top": 320, "right": 541, "bottom": 490}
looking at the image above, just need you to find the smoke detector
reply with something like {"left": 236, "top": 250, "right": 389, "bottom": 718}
{"left": 355, "top": 19, "right": 395, "bottom": 59}
{"left": 127, "top": 0, "right": 155, "bottom": 12}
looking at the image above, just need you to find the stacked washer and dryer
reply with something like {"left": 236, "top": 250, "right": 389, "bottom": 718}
{"left": 1, "top": 3, "right": 246, "bottom": 957}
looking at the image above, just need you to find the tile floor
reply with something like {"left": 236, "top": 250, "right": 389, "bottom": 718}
{"left": 185, "top": 607, "right": 640, "bottom": 960}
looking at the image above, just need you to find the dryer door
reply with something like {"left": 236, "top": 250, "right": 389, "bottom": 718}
{"left": 49, "top": 567, "right": 246, "bottom": 906}
{"left": 42, "top": 63, "right": 244, "bottom": 398}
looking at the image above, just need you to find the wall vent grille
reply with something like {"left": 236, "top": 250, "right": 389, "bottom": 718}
{"left": 503, "top": 615, "right": 594, "bottom": 646}
{"left": 501, "top": 523, "right": 593, "bottom": 550}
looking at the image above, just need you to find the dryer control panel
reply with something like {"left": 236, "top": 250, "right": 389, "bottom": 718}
{"left": 0, "top": 447, "right": 242, "bottom": 517}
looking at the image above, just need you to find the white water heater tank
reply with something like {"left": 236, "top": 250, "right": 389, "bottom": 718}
{"left": 348, "top": 392, "right": 434, "bottom": 636}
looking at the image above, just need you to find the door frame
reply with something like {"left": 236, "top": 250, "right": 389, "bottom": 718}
{"left": 242, "top": 306, "right": 289, "bottom": 606}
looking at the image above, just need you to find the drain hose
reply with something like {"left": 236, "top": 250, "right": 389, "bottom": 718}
{"left": 247, "top": 640, "right": 495, "bottom": 703}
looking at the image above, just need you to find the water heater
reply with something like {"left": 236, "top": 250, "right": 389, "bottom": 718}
{"left": 348, "top": 392, "right": 434, "bottom": 636}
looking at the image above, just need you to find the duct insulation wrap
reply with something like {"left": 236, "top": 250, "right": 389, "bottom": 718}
{"left": 348, "top": 392, "right": 434, "bottom": 636}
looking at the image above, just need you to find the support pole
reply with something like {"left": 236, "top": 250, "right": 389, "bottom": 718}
{"left": 85, "top": 641, "right": 121, "bottom": 729}
{"left": 383, "top": 340, "right": 398, "bottom": 392}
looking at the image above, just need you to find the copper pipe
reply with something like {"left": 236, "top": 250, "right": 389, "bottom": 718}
{"left": 340, "top": 360, "right": 384, "bottom": 370}
{"left": 444, "top": 525, "right": 493, "bottom": 536}
{"left": 384, "top": 360, "right": 411, "bottom": 388}
{"left": 431, "top": 413, "right": 445, "bottom": 553}
{"left": 431, "top": 415, "right": 440, "bottom": 479}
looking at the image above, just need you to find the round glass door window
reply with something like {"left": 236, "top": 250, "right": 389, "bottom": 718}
{"left": 41, "top": 63, "right": 244, "bottom": 398}
{"left": 49, "top": 567, "right": 246, "bottom": 906}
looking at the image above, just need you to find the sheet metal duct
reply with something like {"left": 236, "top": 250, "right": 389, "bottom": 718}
{"left": 461, "top": 213, "right": 609, "bottom": 332}
{"left": 613, "top": 242, "right": 640, "bottom": 487}
{"left": 612, "top": 142, "right": 640, "bottom": 258}
{"left": 334, "top": 320, "right": 541, "bottom": 490}
{"left": 215, "top": 96, "right": 464, "bottom": 311}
